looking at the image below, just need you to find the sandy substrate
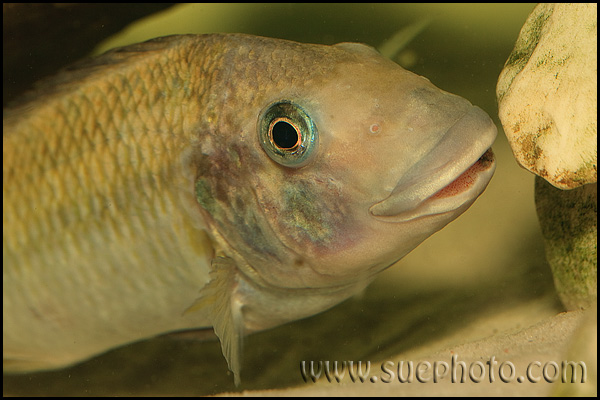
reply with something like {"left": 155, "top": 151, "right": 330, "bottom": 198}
{"left": 4, "top": 245, "right": 596, "bottom": 396}
{"left": 230, "top": 305, "right": 594, "bottom": 396}
{"left": 3, "top": 4, "right": 596, "bottom": 397}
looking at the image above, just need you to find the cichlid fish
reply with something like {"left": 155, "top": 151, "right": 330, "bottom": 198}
{"left": 3, "top": 34, "right": 497, "bottom": 383}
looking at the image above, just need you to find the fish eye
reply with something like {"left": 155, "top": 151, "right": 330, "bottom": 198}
{"left": 258, "top": 100, "right": 318, "bottom": 167}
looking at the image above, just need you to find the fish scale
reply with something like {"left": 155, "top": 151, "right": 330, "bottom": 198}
{"left": 4, "top": 35, "right": 215, "bottom": 369}
{"left": 3, "top": 34, "right": 497, "bottom": 384}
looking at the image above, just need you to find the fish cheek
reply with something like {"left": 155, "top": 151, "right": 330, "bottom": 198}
{"left": 191, "top": 148, "right": 285, "bottom": 265}
{"left": 280, "top": 183, "right": 334, "bottom": 245}
{"left": 262, "top": 177, "right": 357, "bottom": 259}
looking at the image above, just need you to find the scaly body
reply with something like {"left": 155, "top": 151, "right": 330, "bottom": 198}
{"left": 3, "top": 34, "right": 497, "bottom": 382}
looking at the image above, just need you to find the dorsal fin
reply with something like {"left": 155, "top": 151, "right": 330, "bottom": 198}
{"left": 5, "top": 35, "right": 195, "bottom": 111}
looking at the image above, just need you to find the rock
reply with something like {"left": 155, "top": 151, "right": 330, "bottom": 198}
{"left": 535, "top": 178, "right": 597, "bottom": 310}
{"left": 497, "top": 3, "right": 597, "bottom": 190}
{"left": 497, "top": 4, "right": 597, "bottom": 312}
{"left": 552, "top": 303, "right": 597, "bottom": 396}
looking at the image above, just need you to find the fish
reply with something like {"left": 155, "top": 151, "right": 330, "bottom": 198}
{"left": 2, "top": 33, "right": 497, "bottom": 384}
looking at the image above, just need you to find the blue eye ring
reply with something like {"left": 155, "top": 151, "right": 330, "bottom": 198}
{"left": 258, "top": 100, "right": 318, "bottom": 168}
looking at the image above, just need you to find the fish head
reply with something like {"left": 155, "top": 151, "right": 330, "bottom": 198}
{"left": 191, "top": 36, "right": 496, "bottom": 318}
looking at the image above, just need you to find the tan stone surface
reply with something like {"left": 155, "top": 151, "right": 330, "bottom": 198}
{"left": 497, "top": 4, "right": 597, "bottom": 189}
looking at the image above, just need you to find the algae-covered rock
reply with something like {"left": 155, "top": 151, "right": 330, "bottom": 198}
{"left": 497, "top": 4, "right": 597, "bottom": 311}
{"left": 535, "top": 178, "right": 597, "bottom": 310}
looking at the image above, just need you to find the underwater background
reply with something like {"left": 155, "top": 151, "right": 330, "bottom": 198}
{"left": 5, "top": 3, "right": 567, "bottom": 396}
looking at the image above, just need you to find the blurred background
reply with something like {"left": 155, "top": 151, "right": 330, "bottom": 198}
{"left": 5, "top": 3, "right": 560, "bottom": 396}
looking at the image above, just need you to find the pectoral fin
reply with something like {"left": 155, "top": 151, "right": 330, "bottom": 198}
{"left": 186, "top": 255, "right": 244, "bottom": 385}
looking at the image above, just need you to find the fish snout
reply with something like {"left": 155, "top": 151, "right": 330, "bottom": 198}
{"left": 369, "top": 106, "right": 497, "bottom": 222}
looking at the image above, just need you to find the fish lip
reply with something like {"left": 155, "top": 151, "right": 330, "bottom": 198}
{"left": 370, "top": 148, "right": 496, "bottom": 223}
{"left": 369, "top": 107, "right": 497, "bottom": 223}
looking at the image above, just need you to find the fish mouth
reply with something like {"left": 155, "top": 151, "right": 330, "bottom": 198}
{"left": 369, "top": 106, "right": 497, "bottom": 223}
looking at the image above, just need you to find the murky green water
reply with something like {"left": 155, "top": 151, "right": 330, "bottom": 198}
{"left": 5, "top": 4, "right": 563, "bottom": 396}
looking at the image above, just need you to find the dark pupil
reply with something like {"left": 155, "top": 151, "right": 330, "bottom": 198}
{"left": 272, "top": 120, "right": 299, "bottom": 149}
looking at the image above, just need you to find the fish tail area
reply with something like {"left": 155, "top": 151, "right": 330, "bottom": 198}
{"left": 185, "top": 255, "right": 244, "bottom": 385}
